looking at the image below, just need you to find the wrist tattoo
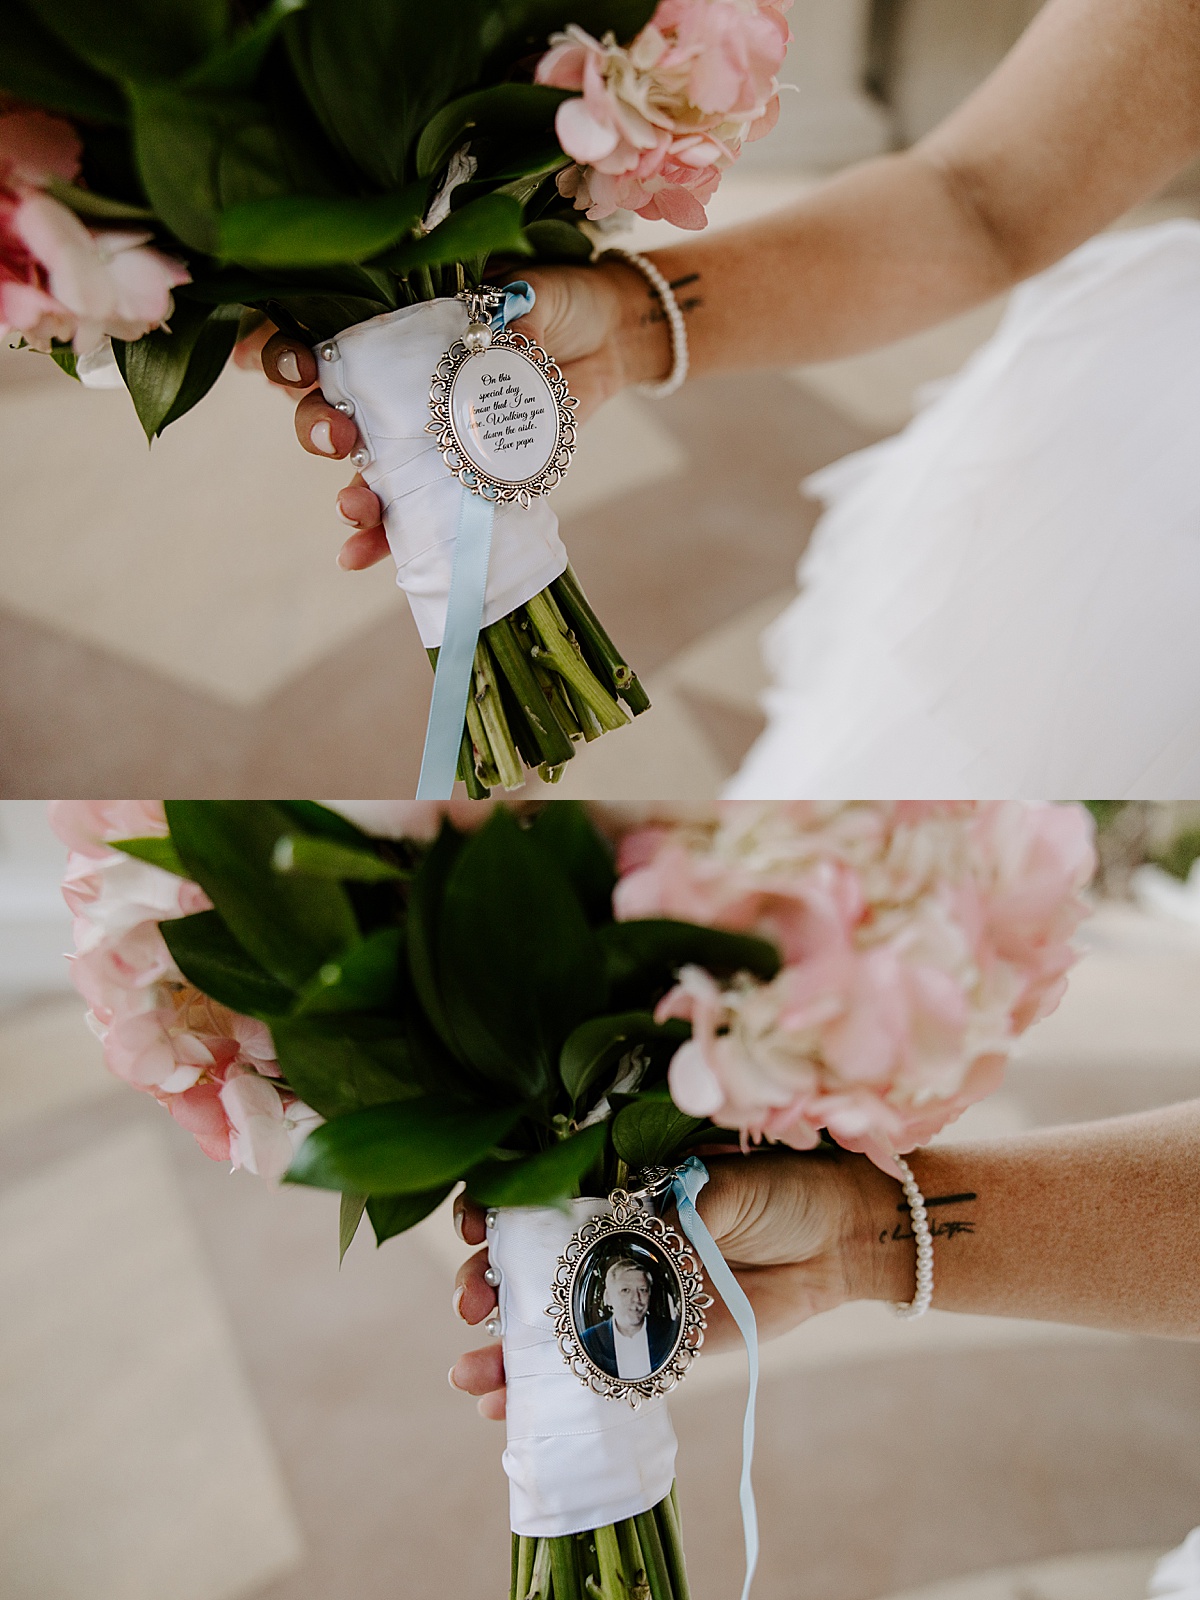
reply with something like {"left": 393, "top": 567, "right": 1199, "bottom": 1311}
{"left": 880, "top": 1191, "right": 977, "bottom": 1245}
{"left": 639, "top": 270, "right": 704, "bottom": 327}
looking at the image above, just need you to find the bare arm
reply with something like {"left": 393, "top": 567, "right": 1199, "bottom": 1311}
{"left": 866, "top": 1100, "right": 1200, "bottom": 1337}
{"left": 624, "top": 0, "right": 1200, "bottom": 375}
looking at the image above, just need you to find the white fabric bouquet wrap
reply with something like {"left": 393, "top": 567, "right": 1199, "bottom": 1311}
{"left": 490, "top": 1200, "right": 679, "bottom": 1538}
{"left": 314, "top": 298, "right": 568, "bottom": 649}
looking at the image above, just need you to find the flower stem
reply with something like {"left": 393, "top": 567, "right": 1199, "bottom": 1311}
{"left": 529, "top": 1537, "right": 553, "bottom": 1600}
{"left": 656, "top": 1493, "right": 691, "bottom": 1600}
{"left": 474, "top": 636, "right": 525, "bottom": 790}
{"left": 550, "top": 1534, "right": 584, "bottom": 1600}
{"left": 525, "top": 592, "right": 631, "bottom": 732}
{"left": 594, "top": 1524, "right": 626, "bottom": 1599}
{"left": 514, "top": 1535, "right": 536, "bottom": 1600}
{"left": 485, "top": 613, "right": 576, "bottom": 767}
{"left": 551, "top": 566, "right": 651, "bottom": 715}
{"left": 633, "top": 1509, "right": 674, "bottom": 1600}
{"left": 617, "top": 1520, "right": 651, "bottom": 1600}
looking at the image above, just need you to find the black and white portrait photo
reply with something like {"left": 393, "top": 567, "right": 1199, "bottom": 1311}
{"left": 571, "top": 1236, "right": 683, "bottom": 1383}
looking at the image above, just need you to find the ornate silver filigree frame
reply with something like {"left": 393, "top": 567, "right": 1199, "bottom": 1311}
{"left": 548, "top": 1190, "right": 712, "bottom": 1407}
{"left": 426, "top": 328, "right": 578, "bottom": 510}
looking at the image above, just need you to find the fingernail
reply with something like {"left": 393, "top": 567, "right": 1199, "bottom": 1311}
{"left": 336, "top": 501, "right": 362, "bottom": 528}
{"left": 448, "top": 1365, "right": 461, "bottom": 1391}
{"left": 275, "top": 349, "right": 301, "bottom": 384}
{"left": 452, "top": 1284, "right": 466, "bottom": 1320}
{"left": 453, "top": 1201, "right": 466, "bottom": 1242}
{"left": 310, "top": 418, "right": 337, "bottom": 455}
{"left": 336, "top": 549, "right": 352, "bottom": 570}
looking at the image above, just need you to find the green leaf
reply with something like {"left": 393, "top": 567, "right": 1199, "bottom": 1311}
{"left": 524, "top": 218, "right": 593, "bottom": 262}
{"left": 129, "top": 82, "right": 298, "bottom": 254}
{"left": 527, "top": 802, "right": 615, "bottom": 925}
{"left": 184, "top": 0, "right": 308, "bottom": 92}
{"left": 416, "top": 83, "right": 571, "bottom": 179}
{"left": 31, "top": 0, "right": 228, "bottom": 83}
{"left": 611, "top": 1094, "right": 705, "bottom": 1170}
{"left": 367, "top": 1183, "right": 454, "bottom": 1245}
{"left": 46, "top": 182, "right": 156, "bottom": 222}
{"left": 113, "top": 300, "right": 241, "bottom": 440}
{"left": 466, "top": 1123, "right": 607, "bottom": 1208}
{"left": 165, "top": 801, "right": 358, "bottom": 988}
{"left": 284, "top": 0, "right": 485, "bottom": 190}
{"left": 160, "top": 909, "right": 297, "bottom": 1016}
{"left": 49, "top": 344, "right": 79, "bottom": 380}
{"left": 272, "top": 833, "right": 406, "bottom": 883}
{"left": 339, "top": 1190, "right": 367, "bottom": 1263}
{"left": 599, "top": 919, "right": 781, "bottom": 1006}
{"left": 481, "top": 0, "right": 656, "bottom": 68}
{"left": 286, "top": 1097, "right": 520, "bottom": 1194}
{"left": 219, "top": 184, "right": 428, "bottom": 269}
{"left": 406, "top": 821, "right": 469, "bottom": 1059}
{"left": 274, "top": 801, "right": 374, "bottom": 845}
{"left": 436, "top": 809, "right": 607, "bottom": 1096}
{"left": 109, "top": 833, "right": 189, "bottom": 877}
{"left": 559, "top": 1012, "right": 688, "bottom": 1109}
{"left": 383, "top": 194, "right": 529, "bottom": 275}
{"left": 270, "top": 1015, "right": 421, "bottom": 1119}
{"left": 294, "top": 927, "right": 403, "bottom": 1015}
{"left": 0, "top": 3, "right": 125, "bottom": 122}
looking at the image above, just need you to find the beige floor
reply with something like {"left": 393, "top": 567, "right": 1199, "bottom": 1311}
{"left": 2, "top": 870, "right": 1200, "bottom": 1600}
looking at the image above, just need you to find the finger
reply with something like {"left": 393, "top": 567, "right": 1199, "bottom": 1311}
{"left": 453, "top": 1247, "right": 497, "bottom": 1325}
{"left": 337, "top": 526, "right": 390, "bottom": 571}
{"left": 454, "top": 1193, "right": 489, "bottom": 1247}
{"left": 449, "top": 1343, "right": 505, "bottom": 1395}
{"left": 336, "top": 479, "right": 383, "bottom": 531}
{"left": 233, "top": 319, "right": 275, "bottom": 372}
{"left": 478, "top": 1389, "right": 507, "bottom": 1421}
{"left": 294, "top": 388, "right": 358, "bottom": 458}
{"left": 263, "top": 331, "right": 318, "bottom": 390}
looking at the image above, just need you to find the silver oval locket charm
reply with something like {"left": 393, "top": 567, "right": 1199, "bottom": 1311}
{"left": 427, "top": 287, "right": 578, "bottom": 510}
{"left": 548, "top": 1180, "right": 712, "bottom": 1407}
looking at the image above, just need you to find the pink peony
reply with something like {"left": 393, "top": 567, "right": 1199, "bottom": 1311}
{"left": 618, "top": 802, "right": 1094, "bottom": 1169}
{"left": 536, "top": 0, "right": 791, "bottom": 227}
{"left": 0, "top": 109, "right": 187, "bottom": 355}
{"left": 54, "top": 805, "right": 318, "bottom": 1176}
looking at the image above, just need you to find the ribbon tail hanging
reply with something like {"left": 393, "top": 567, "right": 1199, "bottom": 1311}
{"left": 671, "top": 1156, "right": 761, "bottom": 1600}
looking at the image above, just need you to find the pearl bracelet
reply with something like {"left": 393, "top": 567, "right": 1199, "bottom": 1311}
{"left": 600, "top": 246, "right": 689, "bottom": 399}
{"left": 892, "top": 1156, "right": 933, "bottom": 1319}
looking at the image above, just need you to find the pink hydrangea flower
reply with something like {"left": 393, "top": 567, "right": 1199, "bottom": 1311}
{"left": 536, "top": 0, "right": 791, "bottom": 228}
{"left": 0, "top": 108, "right": 188, "bottom": 354}
{"left": 53, "top": 803, "right": 318, "bottom": 1177}
{"left": 616, "top": 802, "right": 1095, "bottom": 1169}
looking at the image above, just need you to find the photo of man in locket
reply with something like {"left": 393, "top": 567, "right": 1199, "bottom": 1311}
{"left": 575, "top": 1242, "right": 682, "bottom": 1382}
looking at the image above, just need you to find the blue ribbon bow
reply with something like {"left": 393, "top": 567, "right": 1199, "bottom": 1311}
{"left": 670, "top": 1156, "right": 760, "bottom": 1600}
{"left": 415, "top": 281, "right": 537, "bottom": 800}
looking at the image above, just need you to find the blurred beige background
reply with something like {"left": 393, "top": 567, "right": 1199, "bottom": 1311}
{"left": 2, "top": 798, "right": 1200, "bottom": 1600}
{"left": 4, "top": 0, "right": 1200, "bottom": 798}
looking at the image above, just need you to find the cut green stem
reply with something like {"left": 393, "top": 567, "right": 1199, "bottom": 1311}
{"left": 525, "top": 592, "right": 630, "bottom": 732}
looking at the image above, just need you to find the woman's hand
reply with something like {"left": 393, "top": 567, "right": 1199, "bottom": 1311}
{"left": 447, "top": 1149, "right": 907, "bottom": 1421}
{"left": 254, "top": 258, "right": 669, "bottom": 573}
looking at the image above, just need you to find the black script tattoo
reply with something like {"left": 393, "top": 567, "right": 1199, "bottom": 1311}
{"left": 879, "top": 1192, "right": 978, "bottom": 1245}
{"left": 638, "top": 270, "right": 705, "bottom": 328}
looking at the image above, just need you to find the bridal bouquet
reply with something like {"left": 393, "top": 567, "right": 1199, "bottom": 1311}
{"left": 52, "top": 798, "right": 1094, "bottom": 1599}
{"left": 3, "top": 0, "right": 791, "bottom": 795}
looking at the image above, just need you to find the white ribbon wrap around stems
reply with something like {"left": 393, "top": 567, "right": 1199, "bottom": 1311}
{"left": 490, "top": 1199, "right": 679, "bottom": 1539}
{"left": 313, "top": 297, "right": 568, "bottom": 649}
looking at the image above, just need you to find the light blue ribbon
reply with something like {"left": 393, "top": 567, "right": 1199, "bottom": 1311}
{"left": 670, "top": 1156, "right": 760, "bottom": 1600}
{"left": 415, "top": 280, "right": 537, "bottom": 800}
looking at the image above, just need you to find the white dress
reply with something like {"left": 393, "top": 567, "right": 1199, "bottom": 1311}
{"left": 728, "top": 221, "right": 1200, "bottom": 800}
